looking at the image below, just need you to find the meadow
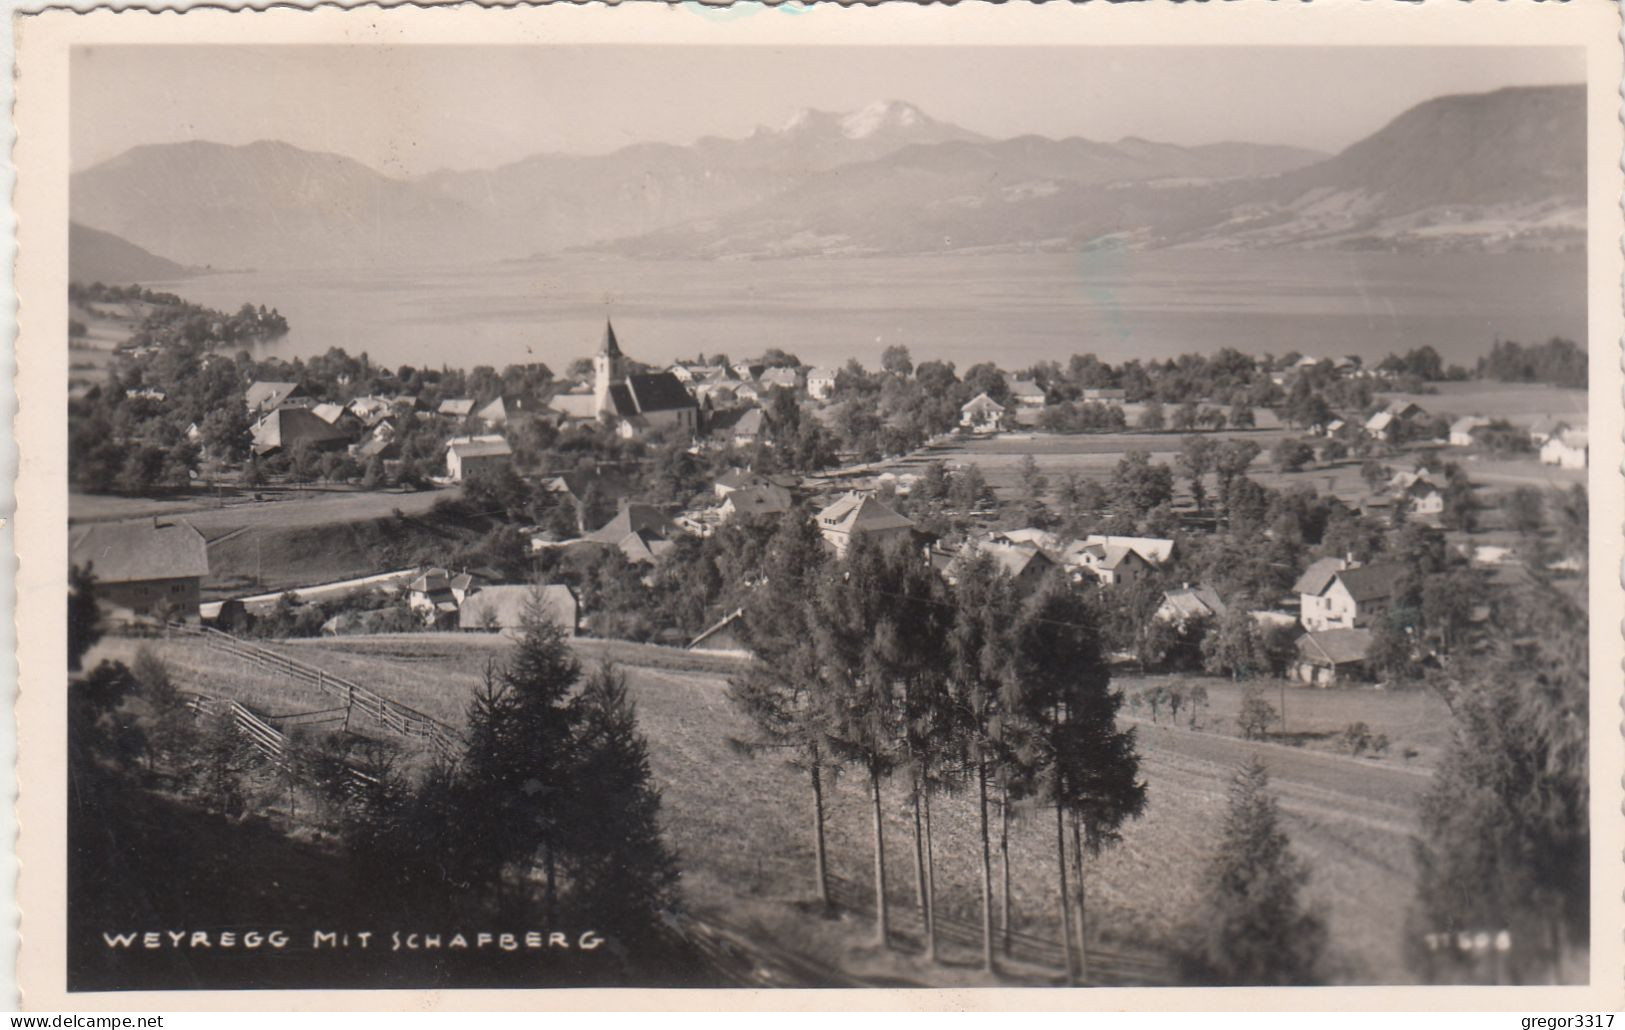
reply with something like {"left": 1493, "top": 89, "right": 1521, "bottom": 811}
{"left": 92, "top": 630, "right": 1441, "bottom": 986}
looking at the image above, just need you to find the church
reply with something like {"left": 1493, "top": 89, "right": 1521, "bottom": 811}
{"left": 593, "top": 321, "right": 701, "bottom": 440}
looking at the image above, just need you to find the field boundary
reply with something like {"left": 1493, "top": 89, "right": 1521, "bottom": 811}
{"left": 171, "top": 625, "right": 464, "bottom": 760}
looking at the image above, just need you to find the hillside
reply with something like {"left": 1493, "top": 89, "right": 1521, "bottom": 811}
{"left": 68, "top": 221, "right": 191, "bottom": 284}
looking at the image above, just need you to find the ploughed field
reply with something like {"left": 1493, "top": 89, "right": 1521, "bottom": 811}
{"left": 94, "top": 631, "right": 1443, "bottom": 985}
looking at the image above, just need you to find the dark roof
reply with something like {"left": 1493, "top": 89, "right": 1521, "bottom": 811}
{"left": 588, "top": 503, "right": 674, "bottom": 544}
{"left": 626, "top": 373, "right": 698, "bottom": 414}
{"left": 244, "top": 381, "right": 305, "bottom": 414}
{"left": 1336, "top": 564, "right": 1406, "bottom": 603}
{"left": 251, "top": 407, "right": 352, "bottom": 455}
{"left": 600, "top": 320, "right": 623, "bottom": 358}
{"left": 70, "top": 518, "right": 209, "bottom": 584}
{"left": 724, "top": 485, "right": 794, "bottom": 518}
{"left": 1161, "top": 585, "right": 1227, "bottom": 622}
{"left": 1297, "top": 628, "right": 1374, "bottom": 666}
{"left": 1292, "top": 557, "right": 1348, "bottom": 597}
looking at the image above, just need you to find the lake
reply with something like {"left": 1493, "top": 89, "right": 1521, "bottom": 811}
{"left": 150, "top": 250, "right": 1586, "bottom": 374}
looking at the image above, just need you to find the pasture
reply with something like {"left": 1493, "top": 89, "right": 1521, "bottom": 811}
{"left": 98, "top": 630, "right": 1436, "bottom": 985}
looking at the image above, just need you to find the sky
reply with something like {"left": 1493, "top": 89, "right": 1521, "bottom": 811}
{"left": 70, "top": 45, "right": 1584, "bottom": 177}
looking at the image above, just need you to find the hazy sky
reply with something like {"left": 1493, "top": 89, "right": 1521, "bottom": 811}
{"left": 71, "top": 45, "right": 1583, "bottom": 177}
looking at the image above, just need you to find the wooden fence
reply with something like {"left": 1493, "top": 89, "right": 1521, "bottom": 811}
{"left": 171, "top": 624, "right": 463, "bottom": 761}
{"left": 184, "top": 692, "right": 381, "bottom": 793}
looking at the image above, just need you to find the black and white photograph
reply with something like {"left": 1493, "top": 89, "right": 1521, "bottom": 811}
{"left": 16, "top": 0, "right": 1621, "bottom": 1008}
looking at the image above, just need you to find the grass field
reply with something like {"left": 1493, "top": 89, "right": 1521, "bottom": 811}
{"left": 1119, "top": 673, "right": 1457, "bottom": 768}
{"left": 98, "top": 630, "right": 1438, "bottom": 985}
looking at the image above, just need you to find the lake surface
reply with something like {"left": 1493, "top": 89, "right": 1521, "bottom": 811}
{"left": 151, "top": 250, "right": 1586, "bottom": 374}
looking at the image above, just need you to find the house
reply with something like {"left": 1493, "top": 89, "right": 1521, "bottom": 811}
{"left": 732, "top": 362, "right": 766, "bottom": 382}
{"left": 69, "top": 518, "right": 210, "bottom": 620}
{"left": 1540, "top": 429, "right": 1588, "bottom": 469}
{"left": 960, "top": 541, "right": 1056, "bottom": 595}
{"left": 709, "top": 407, "right": 768, "bottom": 449}
{"left": 475, "top": 395, "right": 543, "bottom": 428}
{"left": 545, "top": 391, "right": 601, "bottom": 428}
{"left": 719, "top": 485, "right": 794, "bottom": 523}
{"left": 1403, "top": 478, "right": 1445, "bottom": 517}
{"left": 1449, "top": 416, "right": 1492, "bottom": 447}
{"left": 587, "top": 503, "right": 678, "bottom": 562}
{"left": 688, "top": 609, "right": 747, "bottom": 653}
{"left": 715, "top": 469, "right": 777, "bottom": 498}
{"left": 1295, "top": 559, "right": 1404, "bottom": 632}
{"left": 1081, "top": 534, "right": 1175, "bottom": 566}
{"left": 437, "top": 398, "right": 476, "bottom": 419}
{"left": 445, "top": 435, "right": 513, "bottom": 482}
{"left": 244, "top": 381, "right": 309, "bottom": 416}
{"left": 1155, "top": 584, "right": 1227, "bottom": 627}
{"left": 354, "top": 420, "right": 402, "bottom": 462}
{"left": 758, "top": 368, "right": 800, "bottom": 392}
{"left": 1073, "top": 543, "right": 1153, "bottom": 588}
{"left": 806, "top": 367, "right": 839, "bottom": 401}
{"left": 346, "top": 396, "right": 397, "bottom": 424}
{"left": 594, "top": 322, "right": 701, "bottom": 439}
{"left": 1365, "top": 400, "right": 1425, "bottom": 441}
{"left": 1004, "top": 375, "right": 1047, "bottom": 410}
{"left": 814, "top": 493, "right": 917, "bottom": 558}
{"left": 667, "top": 363, "right": 700, "bottom": 384}
{"left": 250, "top": 407, "right": 353, "bottom": 457}
{"left": 408, "top": 568, "right": 477, "bottom": 626}
{"left": 459, "top": 584, "right": 577, "bottom": 635}
{"left": 1528, "top": 416, "right": 1571, "bottom": 445}
{"left": 1293, "top": 628, "right": 1375, "bottom": 686}
{"left": 960, "top": 393, "right": 1006, "bottom": 434}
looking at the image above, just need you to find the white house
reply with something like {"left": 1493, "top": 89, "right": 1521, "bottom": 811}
{"left": 806, "top": 367, "right": 839, "bottom": 401}
{"left": 1540, "top": 429, "right": 1588, "bottom": 469}
{"left": 1004, "top": 376, "right": 1047, "bottom": 410}
{"left": 1295, "top": 559, "right": 1405, "bottom": 632}
{"left": 815, "top": 493, "right": 916, "bottom": 558}
{"left": 445, "top": 435, "right": 513, "bottom": 482}
{"left": 960, "top": 393, "right": 1006, "bottom": 434}
{"left": 1449, "top": 416, "right": 1492, "bottom": 447}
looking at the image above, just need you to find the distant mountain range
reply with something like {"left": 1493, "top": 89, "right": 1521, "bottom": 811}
{"left": 69, "top": 222, "right": 192, "bottom": 284}
{"left": 69, "top": 86, "right": 1584, "bottom": 272}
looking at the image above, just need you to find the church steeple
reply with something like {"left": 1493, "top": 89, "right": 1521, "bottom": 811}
{"left": 594, "top": 320, "right": 626, "bottom": 417}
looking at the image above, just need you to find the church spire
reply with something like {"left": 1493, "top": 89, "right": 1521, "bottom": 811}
{"left": 600, "top": 319, "right": 623, "bottom": 359}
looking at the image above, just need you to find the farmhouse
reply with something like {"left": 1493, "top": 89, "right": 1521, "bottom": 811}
{"left": 758, "top": 368, "right": 800, "bottom": 392}
{"left": 1403, "top": 479, "right": 1445, "bottom": 517}
{"left": 719, "top": 485, "right": 794, "bottom": 523}
{"left": 1540, "top": 429, "right": 1588, "bottom": 469}
{"left": 1296, "top": 559, "right": 1404, "bottom": 632}
{"left": 588, "top": 502, "right": 676, "bottom": 545}
{"left": 1004, "top": 375, "right": 1047, "bottom": 410}
{"left": 1528, "top": 416, "right": 1571, "bottom": 445}
{"left": 1293, "top": 628, "right": 1375, "bottom": 686}
{"left": 1155, "top": 584, "right": 1227, "bottom": 627}
{"left": 806, "top": 367, "right": 839, "bottom": 401}
{"left": 69, "top": 517, "right": 210, "bottom": 620}
{"left": 1072, "top": 543, "right": 1153, "bottom": 588}
{"left": 438, "top": 398, "right": 476, "bottom": 419}
{"left": 250, "top": 407, "right": 353, "bottom": 458}
{"left": 1449, "top": 416, "right": 1492, "bottom": 447}
{"left": 1082, "top": 534, "right": 1175, "bottom": 565}
{"left": 814, "top": 492, "right": 917, "bottom": 558}
{"left": 594, "top": 322, "right": 701, "bottom": 439}
{"left": 960, "top": 393, "right": 1006, "bottom": 434}
{"left": 408, "top": 568, "right": 478, "bottom": 626}
{"left": 459, "top": 584, "right": 577, "bottom": 635}
{"left": 952, "top": 541, "right": 1056, "bottom": 595}
{"left": 445, "top": 435, "right": 514, "bottom": 482}
{"left": 710, "top": 407, "right": 768, "bottom": 449}
{"left": 244, "top": 380, "right": 309, "bottom": 416}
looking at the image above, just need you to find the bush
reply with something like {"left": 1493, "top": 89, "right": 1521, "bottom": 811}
{"left": 1237, "top": 687, "right": 1277, "bottom": 740}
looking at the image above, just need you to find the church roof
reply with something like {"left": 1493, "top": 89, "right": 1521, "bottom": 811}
{"left": 600, "top": 320, "right": 623, "bottom": 358}
{"left": 626, "top": 373, "right": 698, "bottom": 414}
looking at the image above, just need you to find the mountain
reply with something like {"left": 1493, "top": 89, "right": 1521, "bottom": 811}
{"left": 71, "top": 140, "right": 492, "bottom": 271}
{"left": 68, "top": 222, "right": 192, "bottom": 284}
{"left": 603, "top": 84, "right": 1583, "bottom": 258}
{"left": 414, "top": 100, "right": 987, "bottom": 255}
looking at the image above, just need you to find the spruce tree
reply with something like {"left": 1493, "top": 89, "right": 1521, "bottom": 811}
{"left": 1191, "top": 757, "right": 1325, "bottom": 985}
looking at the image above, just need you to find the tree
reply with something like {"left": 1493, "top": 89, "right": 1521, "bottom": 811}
{"left": 1502, "top": 487, "right": 1545, "bottom": 537}
{"left": 881, "top": 345, "right": 914, "bottom": 377}
{"left": 361, "top": 455, "right": 387, "bottom": 490}
{"left": 1202, "top": 607, "right": 1267, "bottom": 681}
{"left": 68, "top": 563, "right": 102, "bottom": 672}
{"left": 565, "top": 662, "right": 681, "bottom": 936}
{"left": 1272, "top": 438, "right": 1314, "bottom": 474}
{"left": 1177, "top": 436, "right": 1216, "bottom": 514}
{"left": 1017, "top": 454, "right": 1049, "bottom": 500}
{"left": 1137, "top": 400, "right": 1165, "bottom": 432}
{"left": 1188, "top": 758, "right": 1326, "bottom": 984}
{"left": 1360, "top": 460, "right": 1391, "bottom": 494}
{"left": 1109, "top": 451, "right": 1174, "bottom": 518}
{"left": 729, "top": 510, "right": 837, "bottom": 910}
{"left": 1236, "top": 688, "right": 1277, "bottom": 741}
{"left": 1213, "top": 439, "right": 1261, "bottom": 518}
{"left": 1410, "top": 584, "right": 1587, "bottom": 982}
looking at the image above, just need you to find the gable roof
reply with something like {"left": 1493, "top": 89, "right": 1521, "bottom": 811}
{"left": 1292, "top": 556, "right": 1349, "bottom": 597}
{"left": 806, "top": 366, "right": 840, "bottom": 382}
{"left": 1161, "top": 584, "right": 1227, "bottom": 622}
{"left": 977, "top": 541, "right": 1053, "bottom": 580}
{"left": 624, "top": 373, "right": 698, "bottom": 415}
{"left": 1450, "top": 415, "right": 1492, "bottom": 435}
{"left": 1335, "top": 563, "right": 1406, "bottom": 603}
{"left": 758, "top": 368, "right": 799, "bottom": 389}
{"left": 716, "top": 469, "right": 774, "bottom": 492}
{"left": 722, "top": 485, "right": 794, "bottom": 518}
{"left": 1364, "top": 410, "right": 1394, "bottom": 432}
{"left": 244, "top": 381, "right": 305, "bottom": 415}
{"left": 1004, "top": 376, "right": 1046, "bottom": 400}
{"left": 70, "top": 518, "right": 210, "bottom": 584}
{"left": 250, "top": 407, "right": 352, "bottom": 455}
{"left": 617, "top": 529, "right": 674, "bottom": 565}
{"left": 962, "top": 392, "right": 1005, "bottom": 414}
{"left": 816, "top": 493, "right": 916, "bottom": 536}
{"left": 438, "top": 398, "right": 476, "bottom": 417}
{"left": 547, "top": 393, "right": 600, "bottom": 421}
{"left": 1297, "top": 628, "right": 1374, "bottom": 666}
{"left": 588, "top": 503, "right": 674, "bottom": 544}
{"left": 310, "top": 402, "right": 349, "bottom": 425}
{"left": 1082, "top": 535, "right": 1175, "bottom": 565}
